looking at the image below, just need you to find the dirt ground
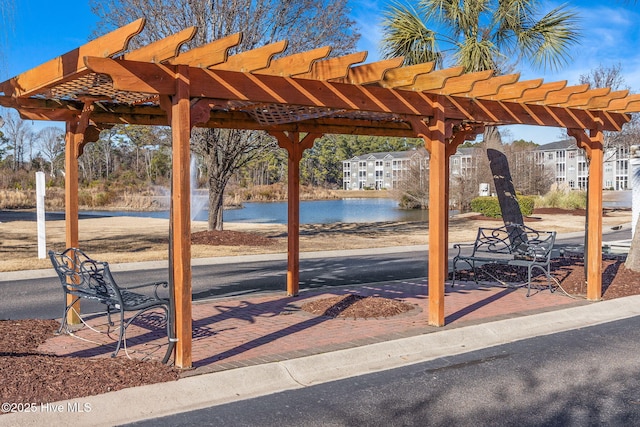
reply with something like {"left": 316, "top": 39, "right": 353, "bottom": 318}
{"left": 0, "top": 208, "right": 632, "bottom": 272}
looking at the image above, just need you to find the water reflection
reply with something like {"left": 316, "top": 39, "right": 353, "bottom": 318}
{"left": 80, "top": 198, "right": 434, "bottom": 224}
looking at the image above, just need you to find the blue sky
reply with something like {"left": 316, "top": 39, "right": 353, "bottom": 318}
{"left": 3, "top": 0, "right": 640, "bottom": 144}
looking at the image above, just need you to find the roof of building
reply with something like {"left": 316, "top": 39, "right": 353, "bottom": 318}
{"left": 346, "top": 149, "right": 426, "bottom": 162}
{"left": 535, "top": 138, "right": 578, "bottom": 151}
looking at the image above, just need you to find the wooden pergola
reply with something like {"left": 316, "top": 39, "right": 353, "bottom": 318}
{"left": 2, "top": 19, "right": 639, "bottom": 368}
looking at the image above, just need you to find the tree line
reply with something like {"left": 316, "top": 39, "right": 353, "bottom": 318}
{"left": 0, "top": 114, "right": 425, "bottom": 193}
{"left": 0, "top": 108, "right": 557, "bottom": 214}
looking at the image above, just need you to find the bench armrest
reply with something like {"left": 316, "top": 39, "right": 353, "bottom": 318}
{"left": 124, "top": 281, "right": 169, "bottom": 300}
{"left": 519, "top": 241, "right": 553, "bottom": 262}
{"left": 453, "top": 242, "right": 475, "bottom": 257}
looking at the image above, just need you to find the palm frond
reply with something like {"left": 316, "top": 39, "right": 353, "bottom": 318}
{"left": 381, "top": 1, "right": 442, "bottom": 66}
{"left": 517, "top": 5, "right": 581, "bottom": 71}
{"left": 455, "top": 38, "right": 498, "bottom": 72}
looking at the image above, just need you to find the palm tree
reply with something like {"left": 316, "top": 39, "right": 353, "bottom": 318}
{"left": 381, "top": 0, "right": 580, "bottom": 226}
{"left": 381, "top": 0, "right": 580, "bottom": 73}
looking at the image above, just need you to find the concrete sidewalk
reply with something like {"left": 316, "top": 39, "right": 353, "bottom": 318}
{"left": 1, "top": 224, "right": 635, "bottom": 426}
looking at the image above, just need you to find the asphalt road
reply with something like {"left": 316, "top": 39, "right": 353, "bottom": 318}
{"left": 0, "top": 229, "right": 629, "bottom": 320}
{"left": 127, "top": 315, "right": 640, "bottom": 426}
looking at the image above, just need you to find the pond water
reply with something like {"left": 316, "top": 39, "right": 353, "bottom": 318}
{"left": 80, "top": 198, "right": 433, "bottom": 225}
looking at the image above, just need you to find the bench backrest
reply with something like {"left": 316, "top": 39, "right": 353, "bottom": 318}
{"left": 473, "top": 224, "right": 555, "bottom": 261}
{"left": 49, "top": 248, "right": 123, "bottom": 306}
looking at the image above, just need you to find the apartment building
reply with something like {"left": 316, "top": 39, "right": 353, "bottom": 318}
{"left": 535, "top": 139, "right": 631, "bottom": 190}
{"left": 342, "top": 148, "right": 477, "bottom": 190}
{"left": 343, "top": 139, "right": 632, "bottom": 193}
{"left": 342, "top": 150, "right": 425, "bottom": 190}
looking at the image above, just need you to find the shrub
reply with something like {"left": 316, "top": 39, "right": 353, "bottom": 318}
{"left": 535, "top": 189, "right": 587, "bottom": 210}
{"left": 471, "top": 195, "right": 535, "bottom": 218}
{"left": 471, "top": 196, "right": 502, "bottom": 218}
{"left": 518, "top": 196, "right": 535, "bottom": 216}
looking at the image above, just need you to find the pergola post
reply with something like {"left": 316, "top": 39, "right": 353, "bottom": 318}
{"left": 444, "top": 125, "right": 483, "bottom": 281}
{"left": 410, "top": 97, "right": 448, "bottom": 326}
{"left": 568, "top": 126, "right": 604, "bottom": 300}
{"left": 63, "top": 103, "right": 102, "bottom": 325}
{"left": 271, "top": 131, "right": 322, "bottom": 296}
{"left": 170, "top": 64, "right": 193, "bottom": 368}
{"left": 64, "top": 120, "right": 82, "bottom": 325}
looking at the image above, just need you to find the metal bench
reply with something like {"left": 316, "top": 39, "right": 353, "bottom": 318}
{"left": 451, "top": 224, "right": 556, "bottom": 296}
{"left": 49, "top": 248, "right": 175, "bottom": 363}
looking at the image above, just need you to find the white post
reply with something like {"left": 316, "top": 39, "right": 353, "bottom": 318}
{"left": 36, "top": 171, "right": 47, "bottom": 259}
{"left": 631, "top": 145, "right": 640, "bottom": 238}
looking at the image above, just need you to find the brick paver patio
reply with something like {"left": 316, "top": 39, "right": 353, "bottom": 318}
{"left": 38, "top": 278, "right": 588, "bottom": 374}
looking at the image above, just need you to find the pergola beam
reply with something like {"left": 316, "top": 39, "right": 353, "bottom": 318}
{"left": 463, "top": 73, "right": 520, "bottom": 98}
{"left": 124, "top": 27, "right": 197, "bottom": 62}
{"left": 399, "top": 66, "right": 464, "bottom": 91}
{"left": 211, "top": 40, "right": 288, "bottom": 72}
{"left": 515, "top": 81, "right": 567, "bottom": 103}
{"left": 425, "top": 70, "right": 495, "bottom": 95}
{"left": 294, "top": 51, "right": 368, "bottom": 80}
{"left": 168, "top": 33, "right": 242, "bottom": 68}
{"left": 83, "top": 57, "right": 631, "bottom": 131}
{"left": 559, "top": 87, "right": 611, "bottom": 108}
{"left": 330, "top": 57, "right": 405, "bottom": 85}
{"left": 492, "top": 79, "right": 544, "bottom": 100}
{"left": 257, "top": 46, "right": 332, "bottom": 76}
{"left": 380, "top": 62, "right": 436, "bottom": 88}
{"left": 0, "top": 19, "right": 144, "bottom": 97}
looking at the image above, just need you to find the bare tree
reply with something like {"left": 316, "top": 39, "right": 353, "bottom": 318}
{"left": 2, "top": 111, "right": 33, "bottom": 171}
{"left": 192, "top": 128, "right": 275, "bottom": 229}
{"left": 580, "top": 63, "right": 636, "bottom": 158}
{"left": 91, "top": 0, "right": 359, "bottom": 230}
{"left": 37, "top": 126, "right": 65, "bottom": 176}
{"left": 395, "top": 149, "right": 429, "bottom": 209}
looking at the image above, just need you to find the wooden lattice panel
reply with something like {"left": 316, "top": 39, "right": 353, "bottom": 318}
{"left": 246, "top": 103, "right": 344, "bottom": 125}
{"left": 39, "top": 73, "right": 156, "bottom": 105}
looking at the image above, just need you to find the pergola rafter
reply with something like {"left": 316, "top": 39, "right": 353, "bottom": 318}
{"left": 2, "top": 20, "right": 639, "bottom": 369}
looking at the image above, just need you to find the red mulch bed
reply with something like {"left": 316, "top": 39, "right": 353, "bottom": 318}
{"left": 191, "top": 230, "right": 275, "bottom": 246}
{"left": 300, "top": 294, "right": 415, "bottom": 319}
{"left": 454, "top": 255, "right": 638, "bottom": 300}
{"left": 0, "top": 319, "right": 178, "bottom": 408}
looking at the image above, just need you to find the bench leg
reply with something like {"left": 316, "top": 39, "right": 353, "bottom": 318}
{"left": 57, "top": 295, "right": 81, "bottom": 334}
{"left": 526, "top": 264, "right": 555, "bottom": 297}
{"left": 111, "top": 305, "right": 175, "bottom": 364}
{"left": 162, "top": 305, "right": 176, "bottom": 365}
{"left": 111, "top": 309, "right": 127, "bottom": 358}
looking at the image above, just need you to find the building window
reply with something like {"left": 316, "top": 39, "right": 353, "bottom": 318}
{"left": 617, "top": 176, "right": 628, "bottom": 190}
{"left": 578, "top": 161, "right": 588, "bottom": 175}
{"left": 618, "top": 146, "right": 630, "bottom": 158}
{"left": 568, "top": 151, "right": 576, "bottom": 159}
{"left": 616, "top": 159, "right": 629, "bottom": 176}
{"left": 578, "top": 176, "right": 588, "bottom": 190}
